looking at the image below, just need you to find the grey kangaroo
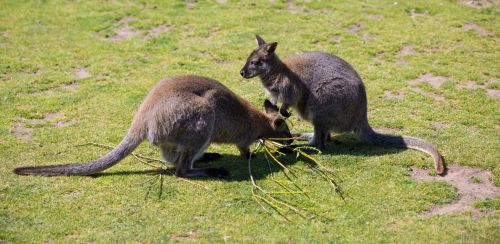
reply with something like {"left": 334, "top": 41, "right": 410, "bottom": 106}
{"left": 14, "top": 75, "right": 292, "bottom": 178}
{"left": 240, "top": 35, "right": 445, "bottom": 175}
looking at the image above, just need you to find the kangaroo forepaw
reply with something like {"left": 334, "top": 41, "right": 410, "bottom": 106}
{"left": 279, "top": 108, "right": 291, "bottom": 118}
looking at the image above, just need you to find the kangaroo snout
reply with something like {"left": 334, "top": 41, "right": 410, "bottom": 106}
{"left": 240, "top": 69, "right": 246, "bottom": 77}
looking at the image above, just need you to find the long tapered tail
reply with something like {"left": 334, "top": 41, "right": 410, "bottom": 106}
{"left": 14, "top": 132, "right": 143, "bottom": 176}
{"left": 356, "top": 123, "right": 445, "bottom": 175}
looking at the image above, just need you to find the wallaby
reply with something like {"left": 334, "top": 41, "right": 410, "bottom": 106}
{"left": 14, "top": 75, "right": 292, "bottom": 178}
{"left": 239, "top": 35, "right": 445, "bottom": 175}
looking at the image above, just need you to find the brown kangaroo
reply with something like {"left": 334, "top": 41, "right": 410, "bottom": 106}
{"left": 14, "top": 75, "right": 292, "bottom": 178}
{"left": 240, "top": 35, "right": 445, "bottom": 175}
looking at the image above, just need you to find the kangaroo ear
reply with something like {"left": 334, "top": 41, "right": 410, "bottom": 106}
{"left": 273, "top": 118, "right": 285, "bottom": 129}
{"left": 264, "top": 99, "right": 278, "bottom": 113}
{"left": 264, "top": 42, "right": 278, "bottom": 55}
{"left": 256, "top": 34, "right": 266, "bottom": 46}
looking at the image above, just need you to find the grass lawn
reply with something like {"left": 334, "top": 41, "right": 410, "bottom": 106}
{"left": 1, "top": 0, "right": 499, "bottom": 242}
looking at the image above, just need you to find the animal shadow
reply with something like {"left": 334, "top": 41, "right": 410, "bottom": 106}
{"left": 94, "top": 133, "right": 406, "bottom": 181}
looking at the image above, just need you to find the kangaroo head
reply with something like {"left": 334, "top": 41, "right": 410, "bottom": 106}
{"left": 240, "top": 35, "right": 278, "bottom": 79}
{"left": 263, "top": 99, "right": 293, "bottom": 145}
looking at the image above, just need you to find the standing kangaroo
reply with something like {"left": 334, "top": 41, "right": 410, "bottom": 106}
{"left": 240, "top": 35, "right": 445, "bottom": 175}
{"left": 14, "top": 75, "right": 292, "bottom": 178}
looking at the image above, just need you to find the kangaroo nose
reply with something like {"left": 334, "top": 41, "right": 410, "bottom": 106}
{"left": 240, "top": 70, "right": 245, "bottom": 77}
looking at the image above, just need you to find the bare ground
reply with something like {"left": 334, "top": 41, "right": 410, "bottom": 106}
{"left": 412, "top": 87, "right": 445, "bottom": 101}
{"left": 10, "top": 113, "right": 76, "bottom": 140}
{"left": 460, "top": 24, "right": 492, "bottom": 36}
{"left": 10, "top": 122, "right": 33, "bottom": 141}
{"left": 144, "top": 24, "right": 171, "bottom": 39}
{"left": 460, "top": 0, "right": 498, "bottom": 9}
{"left": 408, "top": 73, "right": 449, "bottom": 89}
{"left": 430, "top": 121, "right": 451, "bottom": 128}
{"left": 411, "top": 164, "right": 500, "bottom": 217}
{"left": 457, "top": 79, "right": 500, "bottom": 98}
{"left": 396, "top": 45, "right": 415, "bottom": 57}
{"left": 383, "top": 90, "right": 405, "bottom": 100}
{"left": 75, "top": 68, "right": 91, "bottom": 79}
{"left": 346, "top": 22, "right": 365, "bottom": 34}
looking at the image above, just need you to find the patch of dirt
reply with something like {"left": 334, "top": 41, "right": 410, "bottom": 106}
{"left": 67, "top": 191, "right": 82, "bottom": 198}
{"left": 366, "top": 14, "right": 381, "bottom": 20}
{"left": 10, "top": 123, "right": 33, "bottom": 141}
{"left": 11, "top": 113, "right": 77, "bottom": 140}
{"left": 374, "top": 127, "right": 404, "bottom": 134}
{"left": 430, "top": 121, "right": 450, "bottom": 128}
{"left": 75, "top": 68, "right": 91, "bottom": 79}
{"left": 409, "top": 9, "right": 427, "bottom": 18}
{"left": 55, "top": 120, "right": 77, "bottom": 128}
{"left": 145, "top": 24, "right": 171, "bottom": 39}
{"left": 44, "top": 112, "right": 64, "bottom": 120}
{"left": 410, "top": 164, "right": 500, "bottom": 216}
{"left": 457, "top": 80, "right": 482, "bottom": 89}
{"left": 383, "top": 90, "right": 405, "bottom": 100}
{"left": 106, "top": 16, "right": 141, "bottom": 41}
{"left": 396, "top": 45, "right": 415, "bottom": 57}
{"left": 346, "top": 22, "right": 365, "bottom": 34}
{"left": 171, "top": 230, "right": 197, "bottom": 241}
{"left": 460, "top": 0, "right": 498, "bottom": 9}
{"left": 186, "top": 2, "right": 196, "bottom": 9}
{"left": 109, "top": 25, "right": 141, "bottom": 41}
{"left": 412, "top": 87, "right": 445, "bottom": 101}
{"left": 408, "top": 73, "right": 449, "bottom": 89}
{"left": 460, "top": 24, "right": 491, "bottom": 36}
{"left": 486, "top": 89, "right": 500, "bottom": 98}
{"left": 286, "top": 2, "right": 328, "bottom": 14}
{"left": 394, "top": 59, "right": 410, "bottom": 65}
{"left": 362, "top": 33, "right": 371, "bottom": 40}
{"left": 457, "top": 79, "right": 500, "bottom": 98}
{"left": 60, "top": 82, "right": 79, "bottom": 91}
{"left": 216, "top": 0, "right": 227, "bottom": 3}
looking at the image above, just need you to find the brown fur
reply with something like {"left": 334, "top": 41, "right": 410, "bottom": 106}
{"left": 14, "top": 75, "right": 292, "bottom": 178}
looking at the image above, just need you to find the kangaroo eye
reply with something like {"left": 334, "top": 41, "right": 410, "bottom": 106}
{"left": 250, "top": 60, "right": 261, "bottom": 66}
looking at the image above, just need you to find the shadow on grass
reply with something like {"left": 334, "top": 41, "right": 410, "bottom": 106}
{"left": 92, "top": 133, "right": 405, "bottom": 181}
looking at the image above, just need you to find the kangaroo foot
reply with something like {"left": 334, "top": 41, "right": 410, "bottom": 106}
{"left": 197, "top": 153, "right": 222, "bottom": 163}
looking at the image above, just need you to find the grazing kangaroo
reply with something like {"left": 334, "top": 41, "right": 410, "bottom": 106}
{"left": 240, "top": 35, "right": 445, "bottom": 175}
{"left": 14, "top": 75, "right": 292, "bottom": 178}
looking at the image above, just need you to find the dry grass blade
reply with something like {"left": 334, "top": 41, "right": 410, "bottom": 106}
{"left": 247, "top": 138, "right": 345, "bottom": 221}
{"left": 77, "top": 142, "right": 209, "bottom": 200}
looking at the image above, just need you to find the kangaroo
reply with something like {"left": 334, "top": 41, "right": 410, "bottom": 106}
{"left": 14, "top": 75, "right": 292, "bottom": 178}
{"left": 239, "top": 35, "right": 445, "bottom": 175}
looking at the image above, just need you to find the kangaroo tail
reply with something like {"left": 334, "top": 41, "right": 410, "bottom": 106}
{"left": 356, "top": 123, "right": 445, "bottom": 175}
{"left": 14, "top": 130, "right": 144, "bottom": 176}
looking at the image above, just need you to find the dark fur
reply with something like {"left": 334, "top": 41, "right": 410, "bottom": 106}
{"left": 14, "top": 75, "right": 292, "bottom": 178}
{"left": 240, "top": 35, "right": 445, "bottom": 175}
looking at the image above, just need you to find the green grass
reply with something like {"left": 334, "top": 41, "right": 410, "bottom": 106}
{"left": 1, "top": 0, "right": 499, "bottom": 242}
